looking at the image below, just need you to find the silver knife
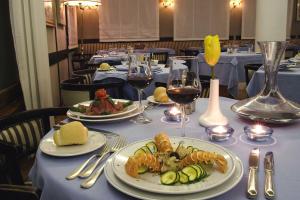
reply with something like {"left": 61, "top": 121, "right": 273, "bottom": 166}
{"left": 247, "top": 148, "right": 260, "bottom": 199}
{"left": 264, "top": 152, "right": 275, "bottom": 199}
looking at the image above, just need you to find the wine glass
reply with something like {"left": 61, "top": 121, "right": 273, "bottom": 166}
{"left": 121, "top": 55, "right": 128, "bottom": 66}
{"left": 128, "top": 53, "right": 153, "bottom": 124}
{"left": 167, "top": 56, "right": 202, "bottom": 137}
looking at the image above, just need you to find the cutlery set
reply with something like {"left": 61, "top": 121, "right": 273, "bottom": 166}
{"left": 247, "top": 148, "right": 275, "bottom": 199}
{"left": 66, "top": 136, "right": 127, "bottom": 189}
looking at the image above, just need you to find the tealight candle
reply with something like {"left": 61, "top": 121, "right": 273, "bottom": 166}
{"left": 244, "top": 124, "right": 273, "bottom": 141}
{"left": 164, "top": 106, "right": 181, "bottom": 122}
{"left": 205, "top": 125, "right": 234, "bottom": 141}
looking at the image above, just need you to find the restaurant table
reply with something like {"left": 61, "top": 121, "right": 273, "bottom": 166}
{"left": 93, "top": 66, "right": 169, "bottom": 100}
{"left": 30, "top": 97, "right": 300, "bottom": 200}
{"left": 198, "top": 52, "right": 263, "bottom": 97}
{"left": 247, "top": 67, "right": 300, "bottom": 104}
{"left": 90, "top": 48, "right": 176, "bottom": 65}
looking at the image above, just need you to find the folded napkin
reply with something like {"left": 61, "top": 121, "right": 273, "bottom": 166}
{"left": 115, "top": 65, "right": 128, "bottom": 71}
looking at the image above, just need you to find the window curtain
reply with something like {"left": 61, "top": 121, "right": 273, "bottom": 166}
{"left": 174, "top": 0, "right": 230, "bottom": 41}
{"left": 99, "top": 0, "right": 159, "bottom": 41}
{"left": 9, "top": 0, "right": 53, "bottom": 109}
{"left": 242, "top": 0, "right": 294, "bottom": 39}
{"left": 67, "top": 6, "right": 78, "bottom": 49}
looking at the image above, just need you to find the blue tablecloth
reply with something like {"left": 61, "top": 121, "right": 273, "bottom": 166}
{"left": 29, "top": 97, "right": 300, "bottom": 200}
{"left": 247, "top": 67, "right": 300, "bottom": 103}
{"left": 198, "top": 52, "right": 263, "bottom": 97}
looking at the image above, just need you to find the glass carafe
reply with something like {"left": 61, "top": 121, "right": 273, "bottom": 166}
{"left": 231, "top": 41, "right": 300, "bottom": 123}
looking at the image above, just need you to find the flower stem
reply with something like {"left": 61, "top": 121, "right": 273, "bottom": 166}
{"left": 211, "top": 66, "right": 215, "bottom": 79}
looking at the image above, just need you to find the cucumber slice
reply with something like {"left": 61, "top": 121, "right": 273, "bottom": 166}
{"left": 198, "top": 164, "right": 209, "bottom": 178}
{"left": 141, "top": 146, "right": 152, "bottom": 154}
{"left": 175, "top": 172, "right": 179, "bottom": 183}
{"left": 186, "top": 146, "right": 194, "bottom": 154}
{"left": 178, "top": 171, "right": 189, "bottom": 184}
{"left": 146, "top": 142, "right": 157, "bottom": 154}
{"left": 160, "top": 171, "right": 177, "bottom": 185}
{"left": 192, "top": 148, "right": 199, "bottom": 152}
{"left": 191, "top": 165, "right": 202, "bottom": 180}
{"left": 182, "top": 166, "right": 198, "bottom": 182}
{"left": 134, "top": 148, "right": 146, "bottom": 156}
{"left": 137, "top": 166, "right": 148, "bottom": 174}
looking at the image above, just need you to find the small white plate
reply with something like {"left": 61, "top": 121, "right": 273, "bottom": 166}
{"left": 67, "top": 100, "right": 138, "bottom": 119}
{"left": 39, "top": 131, "right": 106, "bottom": 157}
{"left": 147, "top": 96, "right": 174, "bottom": 105}
{"left": 105, "top": 150, "right": 243, "bottom": 200}
{"left": 112, "top": 137, "right": 235, "bottom": 194}
{"left": 67, "top": 108, "right": 141, "bottom": 123}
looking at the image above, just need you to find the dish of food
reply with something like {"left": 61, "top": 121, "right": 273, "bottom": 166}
{"left": 112, "top": 133, "right": 235, "bottom": 194}
{"left": 105, "top": 150, "right": 243, "bottom": 200}
{"left": 39, "top": 130, "right": 106, "bottom": 157}
{"left": 68, "top": 89, "right": 138, "bottom": 119}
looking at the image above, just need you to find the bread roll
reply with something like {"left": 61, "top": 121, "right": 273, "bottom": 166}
{"left": 153, "top": 87, "right": 169, "bottom": 102}
{"left": 53, "top": 121, "right": 88, "bottom": 146}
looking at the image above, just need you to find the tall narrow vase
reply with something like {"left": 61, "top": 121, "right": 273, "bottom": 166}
{"left": 231, "top": 41, "right": 300, "bottom": 123}
{"left": 198, "top": 79, "right": 228, "bottom": 127}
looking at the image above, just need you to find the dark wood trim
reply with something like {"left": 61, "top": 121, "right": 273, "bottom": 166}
{"left": 48, "top": 48, "right": 77, "bottom": 66}
{"left": 78, "top": 37, "right": 174, "bottom": 44}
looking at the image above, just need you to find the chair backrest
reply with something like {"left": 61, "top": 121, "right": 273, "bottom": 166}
{"left": 0, "top": 184, "right": 40, "bottom": 200}
{"left": 150, "top": 52, "right": 169, "bottom": 64}
{"left": 71, "top": 53, "right": 92, "bottom": 71}
{"left": 244, "top": 63, "right": 261, "bottom": 85}
{"left": 72, "top": 69, "right": 96, "bottom": 84}
{"left": 0, "top": 107, "right": 69, "bottom": 184}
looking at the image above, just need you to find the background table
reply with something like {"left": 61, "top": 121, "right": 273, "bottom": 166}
{"left": 198, "top": 52, "right": 263, "bottom": 97}
{"left": 91, "top": 48, "right": 176, "bottom": 65}
{"left": 247, "top": 67, "right": 300, "bottom": 104}
{"left": 30, "top": 97, "right": 300, "bottom": 200}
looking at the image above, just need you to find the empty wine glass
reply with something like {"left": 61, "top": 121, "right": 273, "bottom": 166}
{"left": 121, "top": 55, "right": 128, "bottom": 66}
{"left": 128, "top": 53, "right": 153, "bottom": 124}
{"left": 167, "top": 56, "right": 202, "bottom": 137}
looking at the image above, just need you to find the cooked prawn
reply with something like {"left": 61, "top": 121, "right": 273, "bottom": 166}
{"left": 125, "top": 153, "right": 161, "bottom": 178}
{"left": 154, "top": 132, "right": 173, "bottom": 153}
{"left": 180, "top": 151, "right": 228, "bottom": 173}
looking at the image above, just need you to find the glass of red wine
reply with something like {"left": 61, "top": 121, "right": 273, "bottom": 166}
{"left": 167, "top": 56, "right": 201, "bottom": 136}
{"left": 128, "top": 53, "right": 153, "bottom": 124}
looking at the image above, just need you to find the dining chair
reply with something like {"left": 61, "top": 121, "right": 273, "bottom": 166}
{"left": 72, "top": 69, "right": 96, "bottom": 85}
{"left": 60, "top": 77, "right": 125, "bottom": 106}
{"left": 85, "top": 60, "right": 122, "bottom": 70}
{"left": 0, "top": 107, "right": 69, "bottom": 184}
{"left": 0, "top": 184, "right": 40, "bottom": 200}
{"left": 150, "top": 52, "right": 169, "bottom": 64}
{"left": 180, "top": 48, "right": 201, "bottom": 56}
{"left": 244, "top": 63, "right": 261, "bottom": 85}
{"left": 71, "top": 53, "right": 92, "bottom": 71}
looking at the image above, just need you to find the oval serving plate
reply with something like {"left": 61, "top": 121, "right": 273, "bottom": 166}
{"left": 112, "top": 137, "right": 235, "bottom": 195}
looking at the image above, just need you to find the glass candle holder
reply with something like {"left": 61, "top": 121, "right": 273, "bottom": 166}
{"left": 164, "top": 106, "right": 181, "bottom": 122}
{"left": 244, "top": 124, "right": 273, "bottom": 141}
{"left": 205, "top": 125, "right": 234, "bottom": 141}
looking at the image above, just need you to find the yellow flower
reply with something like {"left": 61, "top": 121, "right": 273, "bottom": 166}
{"left": 204, "top": 35, "right": 221, "bottom": 67}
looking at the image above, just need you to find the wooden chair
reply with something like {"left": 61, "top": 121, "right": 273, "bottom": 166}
{"left": 72, "top": 69, "right": 96, "bottom": 85}
{"left": 0, "top": 184, "right": 40, "bottom": 200}
{"left": 71, "top": 53, "right": 92, "bottom": 71}
{"left": 244, "top": 63, "right": 261, "bottom": 85}
{"left": 150, "top": 52, "right": 169, "bottom": 64}
{"left": 180, "top": 48, "right": 201, "bottom": 56}
{"left": 0, "top": 107, "right": 69, "bottom": 185}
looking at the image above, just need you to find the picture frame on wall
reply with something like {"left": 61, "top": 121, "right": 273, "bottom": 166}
{"left": 297, "top": 0, "right": 300, "bottom": 21}
{"left": 56, "top": 0, "right": 66, "bottom": 26}
{"left": 44, "top": 0, "right": 55, "bottom": 27}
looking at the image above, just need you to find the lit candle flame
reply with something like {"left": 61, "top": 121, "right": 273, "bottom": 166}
{"left": 169, "top": 106, "right": 181, "bottom": 115}
{"left": 252, "top": 124, "right": 266, "bottom": 134}
{"left": 212, "top": 126, "right": 228, "bottom": 134}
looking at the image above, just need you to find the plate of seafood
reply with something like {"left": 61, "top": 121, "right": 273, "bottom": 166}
{"left": 67, "top": 89, "right": 138, "bottom": 119}
{"left": 112, "top": 133, "right": 237, "bottom": 195}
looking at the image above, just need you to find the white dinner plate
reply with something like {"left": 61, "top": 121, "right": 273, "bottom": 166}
{"left": 105, "top": 150, "right": 243, "bottom": 200}
{"left": 112, "top": 137, "right": 235, "bottom": 194}
{"left": 67, "top": 108, "right": 141, "bottom": 123}
{"left": 67, "top": 100, "right": 138, "bottom": 119}
{"left": 39, "top": 131, "right": 106, "bottom": 157}
{"left": 147, "top": 96, "right": 174, "bottom": 105}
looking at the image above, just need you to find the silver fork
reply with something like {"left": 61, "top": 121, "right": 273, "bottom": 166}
{"left": 80, "top": 137, "right": 127, "bottom": 189}
{"left": 65, "top": 144, "right": 110, "bottom": 180}
{"left": 78, "top": 136, "right": 126, "bottom": 178}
